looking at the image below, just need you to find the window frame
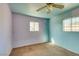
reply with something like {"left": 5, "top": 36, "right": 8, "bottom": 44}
{"left": 30, "top": 21, "right": 39, "bottom": 32}
{"left": 63, "top": 17, "right": 79, "bottom": 32}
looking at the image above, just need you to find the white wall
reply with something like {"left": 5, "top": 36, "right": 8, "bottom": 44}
{"left": 0, "top": 4, "right": 12, "bottom": 55}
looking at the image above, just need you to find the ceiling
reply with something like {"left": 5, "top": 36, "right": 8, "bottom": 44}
{"left": 9, "top": 3, "right": 79, "bottom": 18}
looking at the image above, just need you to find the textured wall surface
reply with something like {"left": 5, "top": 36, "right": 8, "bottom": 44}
{"left": 12, "top": 13, "right": 49, "bottom": 48}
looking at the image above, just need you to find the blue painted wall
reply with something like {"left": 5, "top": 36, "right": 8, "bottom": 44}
{"left": 50, "top": 8, "right": 79, "bottom": 54}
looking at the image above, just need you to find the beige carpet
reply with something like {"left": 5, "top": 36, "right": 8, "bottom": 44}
{"left": 10, "top": 43, "right": 79, "bottom": 56}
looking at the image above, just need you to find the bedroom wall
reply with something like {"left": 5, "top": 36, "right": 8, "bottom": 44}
{"left": 12, "top": 13, "right": 49, "bottom": 48}
{"left": 0, "top": 4, "right": 12, "bottom": 55}
{"left": 50, "top": 8, "right": 79, "bottom": 54}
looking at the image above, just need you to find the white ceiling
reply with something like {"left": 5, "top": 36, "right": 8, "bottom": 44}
{"left": 9, "top": 3, "right": 79, "bottom": 18}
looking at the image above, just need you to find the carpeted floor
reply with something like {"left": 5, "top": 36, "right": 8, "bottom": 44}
{"left": 10, "top": 43, "right": 79, "bottom": 56}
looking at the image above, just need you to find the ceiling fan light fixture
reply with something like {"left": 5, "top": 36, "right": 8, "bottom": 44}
{"left": 36, "top": 3, "right": 64, "bottom": 13}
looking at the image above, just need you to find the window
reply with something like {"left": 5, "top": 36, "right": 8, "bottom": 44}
{"left": 63, "top": 17, "right": 79, "bottom": 32}
{"left": 30, "top": 22, "right": 39, "bottom": 31}
{"left": 63, "top": 18, "right": 71, "bottom": 31}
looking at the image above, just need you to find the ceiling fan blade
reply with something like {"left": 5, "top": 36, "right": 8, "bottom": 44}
{"left": 36, "top": 5, "right": 47, "bottom": 11}
{"left": 52, "top": 3, "right": 64, "bottom": 9}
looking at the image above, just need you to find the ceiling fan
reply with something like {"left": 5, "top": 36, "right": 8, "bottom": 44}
{"left": 36, "top": 3, "right": 64, "bottom": 13}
